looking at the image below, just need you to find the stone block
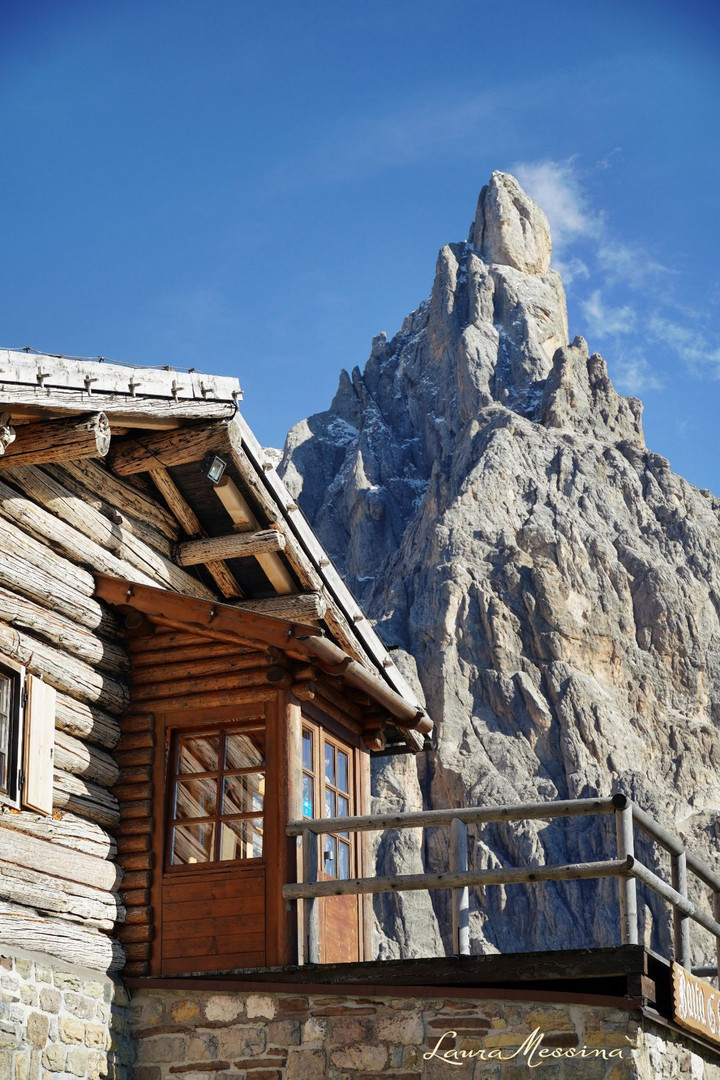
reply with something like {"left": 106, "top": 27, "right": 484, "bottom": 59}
{"left": 27, "top": 1012, "right": 50, "bottom": 1048}
{"left": 66, "top": 1046, "right": 89, "bottom": 1077}
{"left": 185, "top": 1031, "right": 219, "bottom": 1060}
{"left": 0, "top": 1049, "right": 13, "bottom": 1080}
{"left": 82, "top": 981, "right": 105, "bottom": 1001}
{"left": 34, "top": 968, "right": 52, "bottom": 985}
{"left": 376, "top": 1012, "right": 424, "bottom": 1045}
{"left": 85, "top": 1023, "right": 108, "bottom": 1049}
{"left": 300, "top": 1017, "right": 326, "bottom": 1046}
{"left": 216, "top": 1025, "right": 265, "bottom": 1058}
{"left": 65, "top": 994, "right": 98, "bottom": 1020}
{"left": 21, "top": 985, "right": 38, "bottom": 1007}
{"left": 39, "top": 988, "right": 61, "bottom": 1014}
{"left": 60, "top": 1017, "right": 86, "bottom": 1044}
{"left": 54, "top": 974, "right": 81, "bottom": 992}
{"left": 204, "top": 996, "right": 243, "bottom": 1023}
{"left": 41, "top": 1044, "right": 66, "bottom": 1071}
{"left": 130, "top": 1066, "right": 162, "bottom": 1080}
{"left": 267, "top": 1019, "right": 301, "bottom": 1046}
{"left": 246, "top": 996, "right": 276, "bottom": 1020}
{"left": 135, "top": 1035, "right": 187, "bottom": 1063}
{"left": 15, "top": 1050, "right": 29, "bottom": 1080}
{"left": 330, "top": 1044, "right": 388, "bottom": 1071}
{"left": 170, "top": 999, "right": 200, "bottom": 1024}
{"left": 286, "top": 1049, "right": 325, "bottom": 1080}
{"left": 15, "top": 960, "right": 33, "bottom": 979}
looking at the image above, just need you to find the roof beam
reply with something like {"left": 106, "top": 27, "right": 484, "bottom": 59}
{"left": 109, "top": 421, "right": 227, "bottom": 475}
{"left": 177, "top": 529, "right": 285, "bottom": 567}
{"left": 214, "top": 475, "right": 295, "bottom": 595}
{"left": 0, "top": 413, "right": 110, "bottom": 468}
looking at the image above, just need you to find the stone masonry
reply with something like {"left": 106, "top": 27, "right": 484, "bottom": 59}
{"left": 0, "top": 948, "right": 133, "bottom": 1080}
{"left": 129, "top": 987, "right": 720, "bottom": 1079}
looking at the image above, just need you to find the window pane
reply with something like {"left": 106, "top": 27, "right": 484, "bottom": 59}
{"left": 302, "top": 773, "right": 314, "bottom": 818}
{"left": 337, "top": 795, "right": 349, "bottom": 818}
{"left": 225, "top": 732, "right": 264, "bottom": 770}
{"left": 324, "top": 743, "right": 335, "bottom": 785}
{"left": 171, "top": 823, "right": 215, "bottom": 865}
{"left": 337, "top": 751, "right": 349, "bottom": 793}
{"left": 178, "top": 734, "right": 219, "bottom": 774}
{"left": 174, "top": 777, "right": 217, "bottom": 819}
{"left": 302, "top": 729, "right": 313, "bottom": 772}
{"left": 323, "top": 835, "right": 337, "bottom": 878}
{"left": 338, "top": 841, "right": 350, "bottom": 880}
{"left": 325, "top": 789, "right": 335, "bottom": 818}
{"left": 223, "top": 772, "right": 264, "bottom": 816}
{"left": 219, "top": 818, "right": 263, "bottom": 860}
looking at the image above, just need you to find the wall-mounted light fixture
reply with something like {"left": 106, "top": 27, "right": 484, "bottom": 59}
{"left": 201, "top": 453, "right": 227, "bottom": 485}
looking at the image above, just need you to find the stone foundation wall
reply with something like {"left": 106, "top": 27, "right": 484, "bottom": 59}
{"left": 129, "top": 987, "right": 720, "bottom": 1080}
{"left": 0, "top": 948, "right": 133, "bottom": 1080}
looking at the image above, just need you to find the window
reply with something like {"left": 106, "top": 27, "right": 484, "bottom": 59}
{"left": 0, "top": 660, "right": 22, "bottom": 804}
{"left": 301, "top": 724, "right": 353, "bottom": 880}
{"left": 0, "top": 661, "right": 54, "bottom": 814}
{"left": 168, "top": 723, "right": 265, "bottom": 867}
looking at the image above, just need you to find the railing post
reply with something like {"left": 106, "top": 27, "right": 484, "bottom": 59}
{"left": 614, "top": 796, "right": 638, "bottom": 945}
{"left": 303, "top": 829, "right": 320, "bottom": 965}
{"left": 450, "top": 817, "right": 470, "bottom": 956}
{"left": 671, "top": 850, "right": 691, "bottom": 968}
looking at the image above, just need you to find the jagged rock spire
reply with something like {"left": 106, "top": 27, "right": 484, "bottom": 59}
{"left": 280, "top": 174, "right": 720, "bottom": 961}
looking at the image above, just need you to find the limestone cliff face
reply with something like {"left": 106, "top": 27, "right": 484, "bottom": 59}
{"left": 280, "top": 172, "right": 720, "bottom": 959}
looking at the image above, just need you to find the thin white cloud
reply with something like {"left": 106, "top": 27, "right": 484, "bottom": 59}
{"left": 513, "top": 159, "right": 603, "bottom": 252}
{"left": 612, "top": 351, "right": 664, "bottom": 394}
{"left": 581, "top": 290, "right": 637, "bottom": 337}
{"left": 647, "top": 315, "right": 720, "bottom": 376}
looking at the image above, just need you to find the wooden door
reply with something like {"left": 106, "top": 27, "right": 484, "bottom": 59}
{"left": 301, "top": 722, "right": 360, "bottom": 963}
{"left": 158, "top": 719, "right": 268, "bottom": 974}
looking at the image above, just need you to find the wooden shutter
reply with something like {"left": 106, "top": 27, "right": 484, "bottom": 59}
{"left": 22, "top": 675, "right": 56, "bottom": 815}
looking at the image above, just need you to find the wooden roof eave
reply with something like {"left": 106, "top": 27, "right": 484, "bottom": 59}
{"left": 95, "top": 576, "right": 431, "bottom": 748}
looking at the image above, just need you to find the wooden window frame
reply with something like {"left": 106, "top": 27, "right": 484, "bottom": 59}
{"left": 0, "top": 656, "right": 24, "bottom": 810}
{"left": 164, "top": 717, "right": 267, "bottom": 874}
{"left": 301, "top": 718, "right": 356, "bottom": 881}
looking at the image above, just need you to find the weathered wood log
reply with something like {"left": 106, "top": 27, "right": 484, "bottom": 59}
{"left": 44, "top": 463, "right": 174, "bottom": 557}
{"left": 5, "top": 466, "right": 214, "bottom": 600}
{"left": 110, "top": 422, "right": 228, "bottom": 475}
{"left": 0, "top": 621, "right": 129, "bottom": 714}
{"left": 132, "top": 667, "right": 271, "bottom": 703}
{"left": 177, "top": 528, "right": 285, "bottom": 567}
{"left": 0, "top": 859, "right": 123, "bottom": 930}
{"left": 123, "top": 961, "right": 150, "bottom": 977}
{"left": 0, "top": 515, "right": 122, "bottom": 635}
{"left": 54, "top": 731, "right": 120, "bottom": 788}
{"left": 0, "top": 412, "right": 16, "bottom": 454}
{"left": 124, "top": 905, "right": 152, "bottom": 925}
{"left": 134, "top": 686, "right": 277, "bottom": 713}
{"left": 53, "top": 770, "right": 121, "bottom": 829}
{"left": 119, "top": 851, "right": 153, "bottom": 873}
{"left": 0, "top": 381, "right": 235, "bottom": 425}
{"left": 0, "top": 810, "right": 116, "bottom": 860}
{"left": 117, "top": 834, "right": 151, "bottom": 854}
{"left": 122, "top": 942, "right": 151, "bottom": 962}
{"left": 62, "top": 458, "right": 179, "bottom": 539}
{"left": 115, "top": 765, "right": 152, "bottom": 786}
{"left": 213, "top": 475, "right": 295, "bottom": 595}
{"left": 55, "top": 692, "right": 121, "bottom": 750}
{"left": 131, "top": 640, "right": 252, "bottom": 667}
{"left": 0, "top": 413, "right": 111, "bottom": 469}
{"left": 120, "top": 890, "right": 150, "bottom": 907}
{"left": 118, "top": 869, "right": 151, "bottom": 889}
{"left": 133, "top": 652, "right": 267, "bottom": 687}
{"left": 113, "top": 783, "right": 153, "bottom": 805}
{"left": 120, "top": 803, "right": 153, "bottom": 824}
{"left": 117, "top": 922, "right": 153, "bottom": 944}
{"left": 148, "top": 467, "right": 243, "bottom": 599}
{"left": 0, "top": 585, "right": 128, "bottom": 675}
{"left": 0, "top": 900, "right": 124, "bottom": 972}
{"left": 116, "top": 712, "right": 154, "bottom": 734}
{"left": 0, "top": 819, "right": 119, "bottom": 889}
{"left": 118, "top": 817, "right": 153, "bottom": 838}
{"left": 234, "top": 592, "right": 326, "bottom": 624}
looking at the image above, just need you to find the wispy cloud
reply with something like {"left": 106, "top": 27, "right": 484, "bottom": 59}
{"left": 581, "top": 290, "right": 637, "bottom": 337}
{"left": 513, "top": 159, "right": 602, "bottom": 252}
{"left": 647, "top": 315, "right": 720, "bottom": 376}
{"left": 612, "top": 351, "right": 664, "bottom": 394}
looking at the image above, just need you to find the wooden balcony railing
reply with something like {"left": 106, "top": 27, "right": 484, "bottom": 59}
{"left": 283, "top": 793, "right": 720, "bottom": 971}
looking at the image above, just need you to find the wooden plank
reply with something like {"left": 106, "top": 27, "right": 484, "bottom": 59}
{"left": 61, "top": 459, "right": 179, "bottom": 539}
{"left": 132, "top": 667, "right": 270, "bottom": 703}
{"left": 178, "top": 529, "right": 285, "bottom": 566}
{"left": 0, "top": 351, "right": 240, "bottom": 401}
{"left": 214, "top": 475, "right": 295, "bottom": 595}
{"left": 0, "top": 413, "right": 110, "bottom": 468}
{"left": 110, "top": 422, "right": 228, "bottom": 475}
{"left": 0, "top": 820, "right": 118, "bottom": 890}
{"left": 130, "top": 639, "right": 251, "bottom": 665}
{"left": 22, "top": 675, "right": 56, "bottom": 815}
{"left": 162, "top": 871, "right": 264, "bottom": 905}
{"left": 162, "top": 894, "right": 265, "bottom": 925}
{"left": 135, "top": 686, "right": 277, "bottom": 712}
{"left": 162, "top": 930, "right": 265, "bottom": 960}
{"left": 132, "top": 653, "right": 266, "bottom": 686}
{"left": 148, "top": 467, "right": 243, "bottom": 599}
{"left": 160, "top": 950, "right": 265, "bottom": 975}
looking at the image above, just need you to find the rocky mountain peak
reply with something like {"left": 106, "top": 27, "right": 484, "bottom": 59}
{"left": 279, "top": 174, "right": 720, "bottom": 960}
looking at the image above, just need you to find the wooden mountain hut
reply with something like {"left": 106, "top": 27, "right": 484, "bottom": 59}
{"left": 0, "top": 350, "right": 431, "bottom": 985}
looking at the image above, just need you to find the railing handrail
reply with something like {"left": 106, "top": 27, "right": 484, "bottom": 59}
{"left": 284, "top": 794, "right": 720, "bottom": 973}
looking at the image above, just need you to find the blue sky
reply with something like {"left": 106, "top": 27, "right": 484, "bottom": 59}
{"left": 1, "top": 1, "right": 719, "bottom": 489}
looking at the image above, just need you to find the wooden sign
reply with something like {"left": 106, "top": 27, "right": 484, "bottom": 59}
{"left": 672, "top": 962, "right": 720, "bottom": 1045}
